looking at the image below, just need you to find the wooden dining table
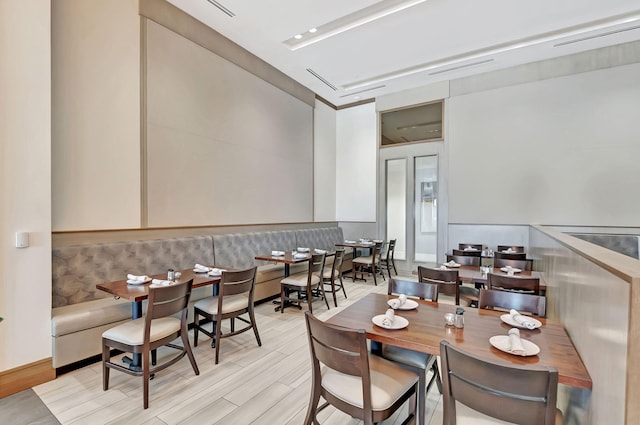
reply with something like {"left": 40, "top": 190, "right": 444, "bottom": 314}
{"left": 457, "top": 265, "right": 547, "bottom": 290}
{"left": 326, "top": 293, "right": 591, "bottom": 390}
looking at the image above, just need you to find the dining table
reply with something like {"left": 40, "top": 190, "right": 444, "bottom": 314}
{"left": 326, "top": 293, "right": 592, "bottom": 390}
{"left": 96, "top": 267, "right": 226, "bottom": 369}
{"left": 335, "top": 241, "right": 377, "bottom": 281}
{"left": 457, "top": 265, "right": 547, "bottom": 291}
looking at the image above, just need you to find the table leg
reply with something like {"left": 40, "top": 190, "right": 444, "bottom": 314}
{"left": 122, "top": 301, "right": 143, "bottom": 371}
{"left": 274, "top": 263, "right": 302, "bottom": 312}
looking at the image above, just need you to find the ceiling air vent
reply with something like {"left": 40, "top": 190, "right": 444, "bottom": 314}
{"left": 428, "top": 59, "right": 494, "bottom": 76}
{"left": 554, "top": 24, "right": 640, "bottom": 47}
{"left": 306, "top": 68, "right": 337, "bottom": 91}
{"left": 205, "top": 0, "right": 235, "bottom": 18}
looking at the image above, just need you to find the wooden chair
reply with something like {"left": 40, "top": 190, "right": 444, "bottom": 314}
{"left": 497, "top": 245, "right": 526, "bottom": 253}
{"left": 102, "top": 280, "right": 199, "bottom": 409}
{"left": 458, "top": 243, "right": 483, "bottom": 251}
{"left": 352, "top": 241, "right": 383, "bottom": 285}
{"left": 193, "top": 267, "right": 261, "bottom": 364}
{"left": 303, "top": 311, "right": 418, "bottom": 425}
{"left": 478, "top": 289, "right": 546, "bottom": 317}
{"left": 381, "top": 278, "right": 441, "bottom": 425}
{"left": 494, "top": 251, "right": 527, "bottom": 261}
{"left": 378, "top": 239, "right": 398, "bottom": 279}
{"left": 440, "top": 341, "right": 562, "bottom": 425}
{"left": 494, "top": 257, "right": 533, "bottom": 271}
{"left": 488, "top": 273, "right": 540, "bottom": 295}
{"left": 446, "top": 254, "right": 480, "bottom": 267}
{"left": 281, "top": 253, "right": 328, "bottom": 313}
{"left": 418, "top": 266, "right": 464, "bottom": 305}
{"left": 322, "top": 249, "right": 347, "bottom": 307}
{"left": 452, "top": 249, "right": 481, "bottom": 257}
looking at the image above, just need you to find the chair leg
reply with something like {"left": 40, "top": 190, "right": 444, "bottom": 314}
{"left": 102, "top": 340, "right": 110, "bottom": 391}
{"left": 339, "top": 274, "right": 347, "bottom": 299}
{"left": 280, "top": 285, "right": 286, "bottom": 314}
{"left": 151, "top": 349, "right": 157, "bottom": 366}
{"left": 330, "top": 279, "right": 338, "bottom": 307}
{"left": 143, "top": 350, "right": 150, "bottom": 409}
{"left": 231, "top": 317, "right": 235, "bottom": 333}
{"left": 416, "top": 368, "right": 426, "bottom": 425}
{"left": 372, "top": 265, "right": 377, "bottom": 286}
{"left": 181, "top": 326, "right": 200, "bottom": 375}
{"left": 193, "top": 310, "right": 200, "bottom": 347}
{"left": 321, "top": 283, "right": 330, "bottom": 310}
{"left": 306, "top": 285, "right": 313, "bottom": 314}
{"left": 248, "top": 306, "right": 262, "bottom": 347}
{"left": 214, "top": 317, "right": 222, "bottom": 364}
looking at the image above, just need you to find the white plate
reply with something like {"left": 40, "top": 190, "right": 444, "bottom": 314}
{"left": 127, "top": 278, "right": 151, "bottom": 285}
{"left": 500, "top": 314, "right": 542, "bottom": 329}
{"left": 372, "top": 315, "right": 409, "bottom": 330}
{"left": 444, "top": 262, "right": 461, "bottom": 268}
{"left": 500, "top": 267, "right": 522, "bottom": 273}
{"left": 387, "top": 299, "right": 419, "bottom": 310}
{"left": 489, "top": 335, "right": 540, "bottom": 356}
{"left": 193, "top": 268, "right": 210, "bottom": 273}
{"left": 208, "top": 269, "right": 225, "bottom": 276}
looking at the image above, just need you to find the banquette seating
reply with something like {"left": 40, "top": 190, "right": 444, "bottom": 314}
{"left": 51, "top": 226, "right": 351, "bottom": 369}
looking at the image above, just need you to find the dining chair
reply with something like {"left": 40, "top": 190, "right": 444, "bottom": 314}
{"left": 380, "top": 278, "right": 441, "bottom": 425}
{"left": 192, "top": 267, "right": 261, "bottom": 364}
{"left": 487, "top": 273, "right": 540, "bottom": 295}
{"left": 494, "top": 251, "right": 527, "bottom": 261}
{"left": 440, "top": 340, "right": 562, "bottom": 425}
{"left": 378, "top": 239, "right": 398, "bottom": 280}
{"left": 445, "top": 254, "right": 480, "bottom": 267}
{"left": 102, "top": 280, "right": 199, "bottom": 409}
{"left": 322, "top": 249, "right": 347, "bottom": 307}
{"left": 452, "top": 249, "right": 481, "bottom": 257}
{"left": 458, "top": 243, "right": 483, "bottom": 251}
{"left": 352, "top": 241, "right": 383, "bottom": 285}
{"left": 280, "top": 253, "right": 328, "bottom": 313}
{"left": 497, "top": 245, "right": 526, "bottom": 253}
{"left": 303, "top": 311, "right": 418, "bottom": 425}
{"left": 478, "top": 289, "right": 546, "bottom": 317}
{"left": 493, "top": 257, "right": 533, "bottom": 271}
{"left": 417, "top": 266, "right": 464, "bottom": 305}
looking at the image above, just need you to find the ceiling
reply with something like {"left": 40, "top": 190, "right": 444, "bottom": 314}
{"left": 166, "top": 0, "right": 640, "bottom": 107}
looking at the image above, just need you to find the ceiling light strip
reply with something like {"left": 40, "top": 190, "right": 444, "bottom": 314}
{"left": 306, "top": 68, "right": 338, "bottom": 91}
{"left": 553, "top": 24, "right": 640, "bottom": 47}
{"left": 205, "top": 0, "right": 235, "bottom": 18}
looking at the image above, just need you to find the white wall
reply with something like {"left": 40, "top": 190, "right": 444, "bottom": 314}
{"left": 336, "top": 103, "right": 377, "bottom": 222}
{"left": 314, "top": 100, "right": 337, "bottom": 221}
{"left": 52, "top": 0, "right": 141, "bottom": 231}
{"left": 0, "top": 1, "right": 52, "bottom": 370}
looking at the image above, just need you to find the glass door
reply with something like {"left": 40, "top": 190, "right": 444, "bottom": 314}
{"left": 414, "top": 155, "right": 438, "bottom": 262}
{"left": 385, "top": 159, "right": 407, "bottom": 260}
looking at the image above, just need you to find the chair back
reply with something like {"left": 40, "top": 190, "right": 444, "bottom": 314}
{"left": 386, "top": 239, "right": 396, "bottom": 261}
{"left": 440, "top": 341, "right": 559, "bottom": 425}
{"left": 218, "top": 267, "right": 257, "bottom": 309}
{"left": 388, "top": 278, "right": 438, "bottom": 302}
{"left": 494, "top": 251, "right": 527, "bottom": 260}
{"left": 377, "top": 241, "right": 388, "bottom": 261}
{"left": 494, "top": 258, "right": 533, "bottom": 271}
{"left": 487, "top": 273, "right": 540, "bottom": 295}
{"left": 330, "top": 249, "right": 345, "bottom": 279}
{"left": 309, "top": 253, "right": 327, "bottom": 281}
{"left": 147, "top": 279, "right": 193, "bottom": 322}
{"left": 478, "top": 289, "right": 546, "bottom": 317}
{"left": 458, "top": 243, "right": 483, "bottom": 251}
{"left": 371, "top": 241, "right": 383, "bottom": 265}
{"left": 452, "top": 249, "right": 481, "bottom": 257}
{"left": 417, "top": 266, "right": 459, "bottom": 304}
{"left": 446, "top": 254, "right": 480, "bottom": 267}
{"left": 497, "top": 245, "right": 526, "bottom": 253}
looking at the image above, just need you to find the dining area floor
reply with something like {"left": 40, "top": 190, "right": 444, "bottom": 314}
{"left": 26, "top": 273, "right": 507, "bottom": 425}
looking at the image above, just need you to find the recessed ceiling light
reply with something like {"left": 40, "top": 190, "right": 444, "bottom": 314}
{"left": 294, "top": 34, "right": 303, "bottom": 40}
{"left": 309, "top": 28, "right": 317, "bottom": 33}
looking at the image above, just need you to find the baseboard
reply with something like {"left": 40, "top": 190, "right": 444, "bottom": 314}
{"left": 0, "top": 358, "right": 55, "bottom": 398}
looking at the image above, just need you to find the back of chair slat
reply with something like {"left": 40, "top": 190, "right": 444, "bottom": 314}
{"left": 309, "top": 253, "right": 326, "bottom": 280}
{"left": 418, "top": 266, "right": 459, "bottom": 304}
{"left": 147, "top": 280, "right": 193, "bottom": 320}
{"left": 497, "top": 245, "right": 526, "bottom": 253}
{"left": 331, "top": 249, "right": 345, "bottom": 278}
{"left": 478, "top": 289, "right": 546, "bottom": 317}
{"left": 494, "top": 258, "right": 533, "bottom": 271}
{"left": 494, "top": 251, "right": 527, "bottom": 260}
{"left": 441, "top": 341, "right": 558, "bottom": 425}
{"left": 220, "top": 267, "right": 257, "bottom": 297}
{"left": 446, "top": 254, "right": 480, "bottom": 267}
{"left": 487, "top": 273, "right": 540, "bottom": 295}
{"left": 452, "top": 249, "right": 481, "bottom": 257}
{"left": 388, "top": 278, "right": 438, "bottom": 302}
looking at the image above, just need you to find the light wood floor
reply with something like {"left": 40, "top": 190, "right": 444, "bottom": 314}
{"left": 33, "top": 274, "right": 486, "bottom": 425}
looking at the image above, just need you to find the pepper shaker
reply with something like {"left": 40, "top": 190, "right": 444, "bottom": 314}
{"left": 167, "top": 268, "right": 175, "bottom": 281}
{"left": 454, "top": 307, "right": 465, "bottom": 328}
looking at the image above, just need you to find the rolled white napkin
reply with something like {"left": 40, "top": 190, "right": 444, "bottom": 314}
{"left": 507, "top": 328, "right": 526, "bottom": 355}
{"left": 373, "top": 239, "right": 383, "bottom": 243}
{"left": 294, "top": 252, "right": 309, "bottom": 259}
{"left": 314, "top": 248, "right": 327, "bottom": 254}
{"left": 439, "top": 265, "right": 449, "bottom": 270}
{"left": 510, "top": 309, "right": 537, "bottom": 329}
{"left": 127, "top": 274, "right": 149, "bottom": 282}
{"left": 297, "top": 247, "right": 310, "bottom": 252}
{"left": 194, "top": 263, "right": 210, "bottom": 272}
{"left": 446, "top": 260, "right": 460, "bottom": 267}
{"left": 208, "top": 268, "right": 224, "bottom": 276}
{"left": 271, "top": 250, "right": 285, "bottom": 256}
{"left": 503, "top": 265, "right": 513, "bottom": 270}
{"left": 150, "top": 279, "right": 173, "bottom": 287}
{"left": 388, "top": 294, "right": 407, "bottom": 309}
{"left": 344, "top": 240, "right": 356, "bottom": 244}
{"left": 464, "top": 246, "right": 476, "bottom": 251}
{"left": 504, "top": 248, "right": 515, "bottom": 253}
{"left": 382, "top": 308, "right": 395, "bottom": 327}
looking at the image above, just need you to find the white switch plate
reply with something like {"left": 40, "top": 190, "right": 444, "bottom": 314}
{"left": 15, "top": 232, "right": 29, "bottom": 248}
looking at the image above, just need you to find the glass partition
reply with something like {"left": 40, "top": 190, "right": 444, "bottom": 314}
{"left": 414, "top": 155, "right": 438, "bottom": 262}
{"left": 385, "top": 158, "right": 406, "bottom": 260}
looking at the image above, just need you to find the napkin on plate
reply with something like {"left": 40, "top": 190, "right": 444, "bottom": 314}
{"left": 463, "top": 246, "right": 476, "bottom": 251}
{"left": 439, "top": 265, "right": 450, "bottom": 270}
{"left": 271, "top": 250, "right": 285, "bottom": 256}
{"left": 389, "top": 294, "right": 407, "bottom": 309}
{"left": 382, "top": 308, "right": 395, "bottom": 327}
{"left": 445, "top": 260, "right": 460, "bottom": 267}
{"left": 507, "top": 328, "right": 526, "bottom": 355}
{"left": 314, "top": 248, "right": 327, "bottom": 254}
{"left": 294, "top": 253, "right": 309, "bottom": 259}
{"left": 510, "top": 309, "right": 537, "bottom": 329}
{"left": 344, "top": 240, "right": 356, "bottom": 244}
{"left": 194, "top": 263, "right": 210, "bottom": 272}
{"left": 504, "top": 248, "right": 515, "bottom": 253}
{"left": 297, "top": 247, "right": 310, "bottom": 252}
{"left": 127, "top": 274, "right": 149, "bottom": 282}
{"left": 150, "top": 279, "right": 173, "bottom": 288}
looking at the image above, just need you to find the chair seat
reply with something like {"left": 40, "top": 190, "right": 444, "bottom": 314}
{"left": 102, "top": 316, "right": 180, "bottom": 346}
{"left": 194, "top": 294, "right": 249, "bottom": 315}
{"left": 353, "top": 256, "right": 373, "bottom": 265}
{"left": 437, "top": 402, "right": 563, "bottom": 425}
{"left": 321, "top": 354, "right": 418, "bottom": 411}
{"left": 381, "top": 344, "right": 436, "bottom": 370}
{"left": 281, "top": 274, "right": 320, "bottom": 287}
{"left": 322, "top": 269, "right": 335, "bottom": 279}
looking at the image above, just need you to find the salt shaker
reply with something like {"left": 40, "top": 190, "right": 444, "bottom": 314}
{"left": 167, "top": 268, "right": 175, "bottom": 281}
{"left": 454, "top": 307, "right": 465, "bottom": 328}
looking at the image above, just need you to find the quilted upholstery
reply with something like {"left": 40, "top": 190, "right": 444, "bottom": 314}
{"left": 295, "top": 227, "right": 344, "bottom": 251}
{"left": 212, "top": 231, "right": 297, "bottom": 269}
